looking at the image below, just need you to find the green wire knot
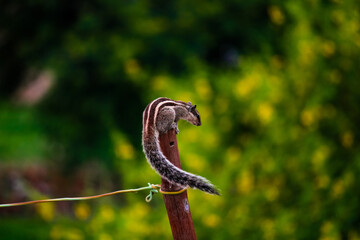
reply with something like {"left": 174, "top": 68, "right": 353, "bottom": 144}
{"left": 145, "top": 183, "right": 159, "bottom": 202}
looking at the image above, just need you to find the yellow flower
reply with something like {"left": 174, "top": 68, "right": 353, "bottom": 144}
{"left": 341, "top": 131, "right": 354, "bottom": 148}
{"left": 237, "top": 171, "right": 254, "bottom": 194}
{"left": 268, "top": 6, "right": 285, "bottom": 25}
{"left": 99, "top": 233, "right": 113, "bottom": 240}
{"left": 262, "top": 219, "right": 275, "bottom": 240}
{"left": 100, "top": 205, "right": 115, "bottom": 223}
{"left": 298, "top": 39, "right": 316, "bottom": 66}
{"left": 195, "top": 78, "right": 213, "bottom": 101}
{"left": 320, "top": 221, "right": 340, "bottom": 240}
{"left": 185, "top": 153, "right": 205, "bottom": 172}
{"left": 301, "top": 108, "right": 319, "bottom": 127}
{"left": 202, "top": 214, "right": 220, "bottom": 228}
{"left": 317, "top": 175, "right": 330, "bottom": 189}
{"left": 36, "top": 202, "right": 55, "bottom": 221}
{"left": 234, "top": 72, "right": 260, "bottom": 99}
{"left": 265, "top": 187, "right": 279, "bottom": 202}
{"left": 115, "top": 142, "right": 135, "bottom": 160}
{"left": 257, "top": 103, "right": 274, "bottom": 124}
{"left": 112, "top": 131, "right": 135, "bottom": 160}
{"left": 332, "top": 180, "right": 345, "bottom": 198}
{"left": 65, "top": 229, "right": 84, "bottom": 240}
{"left": 322, "top": 41, "right": 336, "bottom": 57}
{"left": 312, "top": 146, "right": 330, "bottom": 169}
{"left": 74, "top": 202, "right": 91, "bottom": 220}
{"left": 50, "top": 225, "right": 84, "bottom": 240}
{"left": 124, "top": 59, "right": 140, "bottom": 75}
{"left": 152, "top": 75, "right": 169, "bottom": 91}
{"left": 226, "top": 147, "right": 241, "bottom": 164}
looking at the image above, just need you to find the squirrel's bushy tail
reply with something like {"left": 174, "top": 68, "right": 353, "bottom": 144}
{"left": 143, "top": 143, "right": 220, "bottom": 195}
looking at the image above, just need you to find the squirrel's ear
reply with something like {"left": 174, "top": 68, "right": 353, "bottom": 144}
{"left": 191, "top": 105, "right": 197, "bottom": 111}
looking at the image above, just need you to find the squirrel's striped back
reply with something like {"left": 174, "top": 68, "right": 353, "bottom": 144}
{"left": 142, "top": 97, "right": 219, "bottom": 195}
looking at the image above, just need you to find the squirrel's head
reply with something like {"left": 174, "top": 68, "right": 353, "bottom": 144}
{"left": 185, "top": 102, "right": 201, "bottom": 126}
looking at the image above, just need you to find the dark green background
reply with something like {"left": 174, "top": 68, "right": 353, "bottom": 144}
{"left": 1, "top": 0, "right": 360, "bottom": 239}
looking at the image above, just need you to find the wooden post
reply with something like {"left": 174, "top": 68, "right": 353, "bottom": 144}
{"left": 159, "top": 129, "right": 197, "bottom": 240}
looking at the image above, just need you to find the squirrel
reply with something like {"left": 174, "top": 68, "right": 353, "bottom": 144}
{"left": 142, "top": 97, "right": 219, "bottom": 195}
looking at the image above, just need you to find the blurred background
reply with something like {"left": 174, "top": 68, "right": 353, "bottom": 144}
{"left": 1, "top": 0, "right": 360, "bottom": 239}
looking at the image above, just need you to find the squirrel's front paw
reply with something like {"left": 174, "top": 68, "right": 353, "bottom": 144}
{"left": 171, "top": 122, "right": 179, "bottom": 134}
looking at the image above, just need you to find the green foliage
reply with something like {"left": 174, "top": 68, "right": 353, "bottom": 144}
{"left": 1, "top": 0, "right": 360, "bottom": 239}
{"left": 0, "top": 105, "right": 47, "bottom": 161}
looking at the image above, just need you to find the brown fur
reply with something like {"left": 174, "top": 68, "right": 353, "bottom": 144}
{"left": 142, "top": 97, "right": 219, "bottom": 195}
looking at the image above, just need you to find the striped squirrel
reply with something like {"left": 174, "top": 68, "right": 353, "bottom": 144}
{"left": 142, "top": 97, "right": 219, "bottom": 195}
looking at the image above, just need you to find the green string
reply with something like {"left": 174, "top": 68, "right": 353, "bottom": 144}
{"left": 0, "top": 183, "right": 161, "bottom": 208}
